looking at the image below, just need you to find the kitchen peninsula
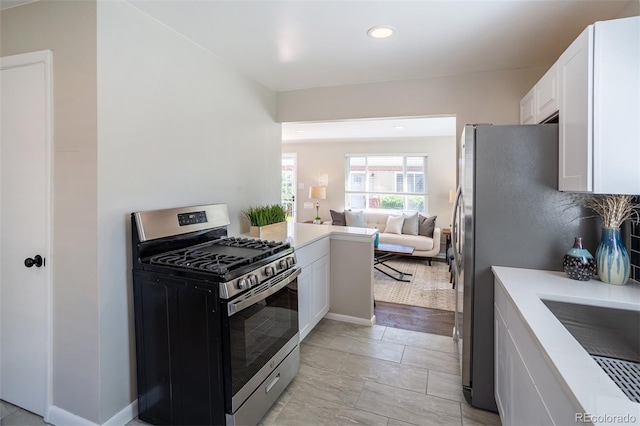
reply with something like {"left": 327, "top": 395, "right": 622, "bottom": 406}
{"left": 284, "top": 222, "right": 377, "bottom": 338}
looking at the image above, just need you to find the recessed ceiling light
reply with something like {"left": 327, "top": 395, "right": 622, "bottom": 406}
{"left": 367, "top": 26, "right": 395, "bottom": 39}
{"left": 395, "top": 126, "right": 404, "bottom": 130}
{"left": 296, "top": 130, "right": 305, "bottom": 133}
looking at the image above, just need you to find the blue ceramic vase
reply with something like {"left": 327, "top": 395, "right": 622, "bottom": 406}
{"left": 595, "top": 227, "right": 630, "bottom": 285}
{"left": 562, "top": 237, "right": 596, "bottom": 281}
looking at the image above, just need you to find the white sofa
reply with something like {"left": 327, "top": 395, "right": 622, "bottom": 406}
{"left": 328, "top": 210, "right": 441, "bottom": 264}
{"left": 362, "top": 212, "right": 441, "bottom": 263}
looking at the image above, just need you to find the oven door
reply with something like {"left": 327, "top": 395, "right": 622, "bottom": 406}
{"left": 222, "top": 267, "right": 300, "bottom": 413}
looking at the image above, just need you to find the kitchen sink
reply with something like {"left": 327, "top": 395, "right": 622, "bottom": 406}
{"left": 542, "top": 299, "right": 640, "bottom": 403}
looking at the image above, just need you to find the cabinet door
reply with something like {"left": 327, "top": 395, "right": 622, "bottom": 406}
{"left": 593, "top": 17, "right": 640, "bottom": 194}
{"left": 558, "top": 25, "right": 593, "bottom": 192}
{"left": 507, "top": 332, "right": 554, "bottom": 425}
{"left": 133, "top": 273, "right": 224, "bottom": 425}
{"left": 494, "top": 306, "right": 508, "bottom": 421}
{"left": 519, "top": 87, "right": 536, "bottom": 124}
{"left": 311, "top": 254, "right": 330, "bottom": 327}
{"left": 297, "top": 266, "right": 312, "bottom": 341}
{"left": 535, "top": 62, "right": 559, "bottom": 122}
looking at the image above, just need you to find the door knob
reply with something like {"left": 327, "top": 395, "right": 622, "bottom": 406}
{"left": 24, "top": 255, "right": 44, "bottom": 268}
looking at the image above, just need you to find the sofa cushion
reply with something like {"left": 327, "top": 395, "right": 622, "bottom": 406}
{"left": 345, "top": 210, "right": 365, "bottom": 227}
{"left": 385, "top": 215, "right": 404, "bottom": 234}
{"left": 418, "top": 214, "right": 437, "bottom": 237}
{"left": 363, "top": 212, "right": 392, "bottom": 232}
{"left": 330, "top": 209, "right": 346, "bottom": 226}
{"left": 379, "top": 232, "right": 435, "bottom": 252}
{"left": 402, "top": 212, "right": 419, "bottom": 235}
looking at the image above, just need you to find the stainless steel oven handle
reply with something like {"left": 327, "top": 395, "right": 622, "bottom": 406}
{"left": 227, "top": 267, "right": 301, "bottom": 317}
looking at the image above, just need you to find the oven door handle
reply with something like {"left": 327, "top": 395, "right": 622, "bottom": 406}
{"left": 227, "top": 267, "right": 301, "bottom": 317}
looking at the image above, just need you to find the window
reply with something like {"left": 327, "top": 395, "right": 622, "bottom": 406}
{"left": 345, "top": 155, "right": 427, "bottom": 213}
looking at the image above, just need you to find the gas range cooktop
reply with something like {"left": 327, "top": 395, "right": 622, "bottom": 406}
{"left": 149, "top": 237, "right": 291, "bottom": 275}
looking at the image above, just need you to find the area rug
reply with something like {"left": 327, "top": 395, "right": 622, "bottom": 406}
{"left": 374, "top": 258, "right": 463, "bottom": 312}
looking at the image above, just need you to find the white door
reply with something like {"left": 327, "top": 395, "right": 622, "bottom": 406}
{"left": 0, "top": 50, "right": 52, "bottom": 417}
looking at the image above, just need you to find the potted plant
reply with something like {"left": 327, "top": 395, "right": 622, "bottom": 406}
{"left": 242, "top": 204, "right": 288, "bottom": 239}
{"left": 574, "top": 194, "right": 639, "bottom": 285}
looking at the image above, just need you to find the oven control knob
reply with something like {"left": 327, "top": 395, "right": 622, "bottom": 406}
{"left": 237, "top": 278, "right": 249, "bottom": 290}
{"left": 265, "top": 265, "right": 275, "bottom": 277}
{"left": 279, "top": 259, "right": 288, "bottom": 270}
{"left": 248, "top": 274, "right": 258, "bottom": 287}
{"left": 287, "top": 257, "right": 296, "bottom": 267}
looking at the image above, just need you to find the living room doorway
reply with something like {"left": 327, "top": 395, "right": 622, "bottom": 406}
{"left": 282, "top": 153, "right": 297, "bottom": 222}
{"left": 281, "top": 116, "right": 460, "bottom": 336}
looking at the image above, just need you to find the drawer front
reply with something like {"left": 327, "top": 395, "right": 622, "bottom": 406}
{"left": 296, "top": 236, "right": 330, "bottom": 268}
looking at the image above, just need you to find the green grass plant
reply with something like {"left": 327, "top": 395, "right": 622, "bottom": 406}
{"left": 242, "top": 204, "right": 288, "bottom": 227}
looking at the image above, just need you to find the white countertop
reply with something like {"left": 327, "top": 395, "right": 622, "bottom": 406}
{"left": 492, "top": 266, "right": 640, "bottom": 423}
{"left": 283, "top": 222, "right": 377, "bottom": 249}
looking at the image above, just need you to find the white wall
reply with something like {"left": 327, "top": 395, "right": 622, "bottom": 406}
{"left": 2, "top": 0, "right": 281, "bottom": 423}
{"left": 284, "top": 136, "right": 456, "bottom": 233}
{"left": 277, "top": 67, "right": 547, "bottom": 151}
{"left": 97, "top": 1, "right": 281, "bottom": 421}
{"left": 1, "top": 1, "right": 100, "bottom": 422}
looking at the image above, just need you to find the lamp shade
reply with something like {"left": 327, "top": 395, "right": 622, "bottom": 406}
{"left": 309, "top": 186, "right": 326, "bottom": 200}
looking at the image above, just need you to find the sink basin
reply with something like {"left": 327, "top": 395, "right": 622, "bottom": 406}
{"left": 542, "top": 299, "right": 640, "bottom": 402}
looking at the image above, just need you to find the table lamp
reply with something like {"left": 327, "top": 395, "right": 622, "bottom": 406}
{"left": 309, "top": 186, "right": 327, "bottom": 223}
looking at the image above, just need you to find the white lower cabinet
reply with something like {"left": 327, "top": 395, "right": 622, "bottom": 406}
{"left": 297, "top": 266, "right": 313, "bottom": 340}
{"left": 311, "top": 254, "right": 330, "bottom": 327}
{"left": 494, "top": 282, "right": 560, "bottom": 425}
{"left": 296, "top": 237, "right": 331, "bottom": 341}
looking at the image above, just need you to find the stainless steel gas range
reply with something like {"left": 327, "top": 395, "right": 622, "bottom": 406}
{"left": 131, "top": 204, "right": 300, "bottom": 426}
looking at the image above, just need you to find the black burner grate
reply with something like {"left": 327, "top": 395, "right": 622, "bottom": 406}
{"left": 150, "top": 248, "right": 249, "bottom": 274}
{"left": 148, "top": 237, "right": 290, "bottom": 275}
{"left": 214, "top": 237, "right": 287, "bottom": 251}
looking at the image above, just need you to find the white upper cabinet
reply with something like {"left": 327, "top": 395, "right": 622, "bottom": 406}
{"left": 535, "top": 62, "right": 559, "bottom": 123}
{"left": 558, "top": 25, "right": 593, "bottom": 192}
{"left": 592, "top": 17, "right": 640, "bottom": 194}
{"left": 519, "top": 87, "right": 536, "bottom": 124}
{"left": 558, "top": 16, "right": 639, "bottom": 194}
{"left": 519, "top": 64, "right": 559, "bottom": 125}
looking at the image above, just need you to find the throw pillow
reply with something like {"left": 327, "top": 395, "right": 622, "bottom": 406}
{"left": 402, "top": 212, "right": 419, "bottom": 235}
{"left": 330, "top": 209, "right": 346, "bottom": 226}
{"left": 344, "top": 210, "right": 365, "bottom": 227}
{"left": 385, "top": 215, "right": 405, "bottom": 234}
{"left": 418, "top": 214, "right": 437, "bottom": 237}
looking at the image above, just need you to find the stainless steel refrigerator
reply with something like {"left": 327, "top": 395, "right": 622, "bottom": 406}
{"left": 451, "top": 124, "right": 598, "bottom": 412}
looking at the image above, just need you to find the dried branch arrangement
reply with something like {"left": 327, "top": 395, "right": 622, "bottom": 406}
{"left": 573, "top": 194, "right": 640, "bottom": 228}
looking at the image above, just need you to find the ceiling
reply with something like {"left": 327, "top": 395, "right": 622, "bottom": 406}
{"left": 3, "top": 0, "right": 634, "bottom": 140}
{"left": 124, "top": 0, "right": 633, "bottom": 92}
{"left": 123, "top": 0, "right": 633, "bottom": 141}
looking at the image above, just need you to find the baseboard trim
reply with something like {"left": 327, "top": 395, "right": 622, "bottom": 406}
{"left": 47, "top": 405, "right": 99, "bottom": 426}
{"left": 46, "top": 400, "right": 137, "bottom": 426}
{"left": 103, "top": 400, "right": 138, "bottom": 425}
{"left": 324, "top": 312, "right": 375, "bottom": 326}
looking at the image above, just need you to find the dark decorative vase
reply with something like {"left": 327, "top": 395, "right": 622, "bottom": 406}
{"left": 595, "top": 227, "right": 630, "bottom": 285}
{"left": 562, "top": 237, "right": 596, "bottom": 281}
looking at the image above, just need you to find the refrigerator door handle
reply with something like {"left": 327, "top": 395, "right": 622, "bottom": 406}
{"left": 451, "top": 184, "right": 463, "bottom": 341}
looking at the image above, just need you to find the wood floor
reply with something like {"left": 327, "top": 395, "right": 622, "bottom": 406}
{"left": 375, "top": 300, "right": 463, "bottom": 337}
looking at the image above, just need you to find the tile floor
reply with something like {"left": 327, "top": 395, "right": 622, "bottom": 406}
{"left": 1, "top": 319, "right": 501, "bottom": 426}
